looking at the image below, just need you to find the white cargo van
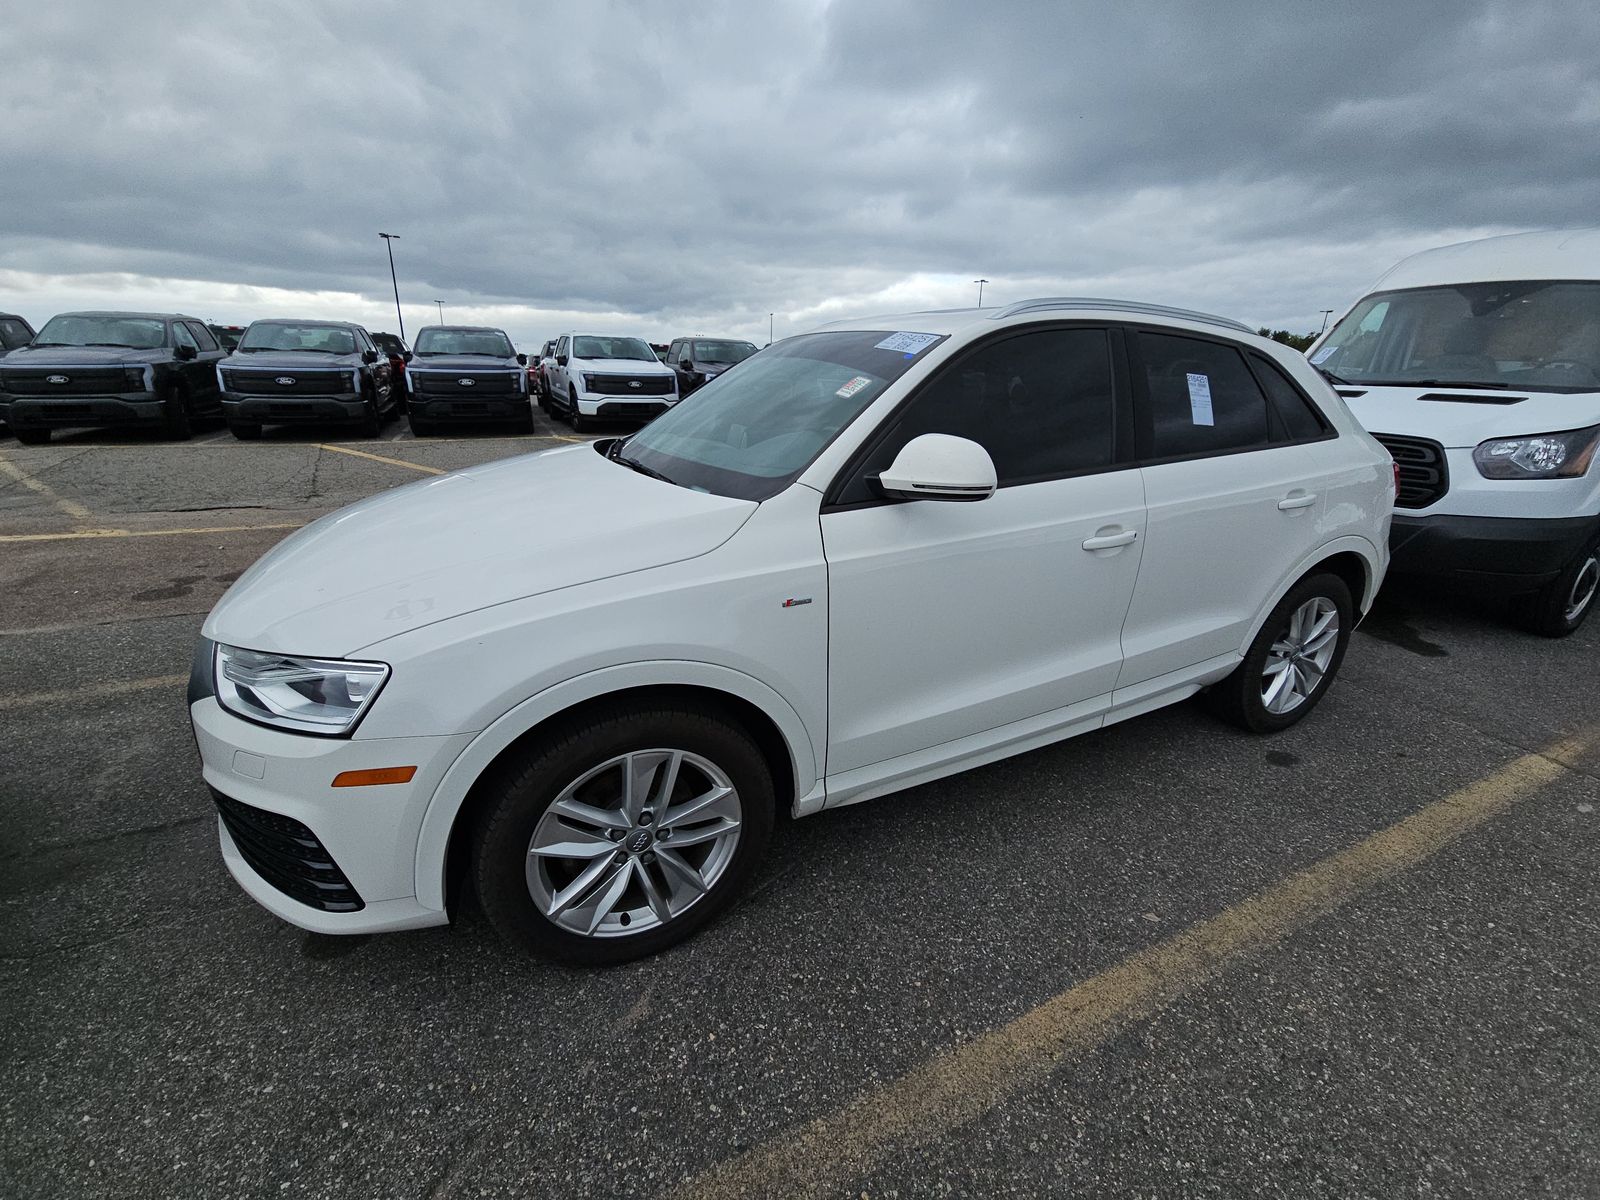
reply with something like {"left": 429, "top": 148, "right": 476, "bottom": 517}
{"left": 1307, "top": 230, "right": 1600, "bottom": 636}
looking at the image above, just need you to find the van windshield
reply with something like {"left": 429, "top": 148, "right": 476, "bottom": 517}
{"left": 1313, "top": 281, "right": 1600, "bottom": 392}
{"left": 616, "top": 331, "right": 944, "bottom": 501}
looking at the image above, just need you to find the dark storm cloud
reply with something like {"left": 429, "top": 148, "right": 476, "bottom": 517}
{"left": 2, "top": 0, "right": 1598, "bottom": 335}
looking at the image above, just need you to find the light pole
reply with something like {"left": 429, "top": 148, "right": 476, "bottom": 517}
{"left": 768, "top": 313, "right": 774, "bottom": 345}
{"left": 974, "top": 278, "right": 989, "bottom": 306}
{"left": 434, "top": 300, "right": 445, "bottom": 325}
{"left": 379, "top": 232, "right": 404, "bottom": 341}
{"left": 1318, "top": 309, "right": 1334, "bottom": 335}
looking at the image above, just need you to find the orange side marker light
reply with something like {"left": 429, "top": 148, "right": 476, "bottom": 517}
{"left": 331, "top": 766, "right": 418, "bottom": 788}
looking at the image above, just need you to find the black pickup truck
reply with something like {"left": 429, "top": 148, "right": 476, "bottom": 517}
{"left": 402, "top": 325, "right": 530, "bottom": 435}
{"left": 218, "top": 319, "right": 398, "bottom": 439}
{"left": 0, "top": 311, "right": 225, "bottom": 443}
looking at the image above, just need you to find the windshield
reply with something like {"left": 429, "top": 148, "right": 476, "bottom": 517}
{"left": 692, "top": 340, "right": 758, "bottom": 365}
{"left": 573, "top": 336, "right": 656, "bottom": 362}
{"left": 414, "top": 327, "right": 514, "bottom": 357}
{"left": 238, "top": 323, "right": 356, "bottom": 354}
{"left": 35, "top": 315, "right": 166, "bottom": 350}
{"left": 211, "top": 327, "right": 243, "bottom": 351}
{"left": 618, "top": 330, "right": 945, "bottom": 501}
{"left": 1313, "top": 281, "right": 1600, "bottom": 391}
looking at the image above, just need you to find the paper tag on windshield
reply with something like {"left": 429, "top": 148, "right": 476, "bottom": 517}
{"left": 1186, "top": 373, "right": 1215, "bottom": 426}
{"left": 1309, "top": 345, "right": 1335, "bottom": 365}
{"left": 874, "top": 331, "right": 940, "bottom": 356}
{"left": 835, "top": 375, "right": 872, "bottom": 399}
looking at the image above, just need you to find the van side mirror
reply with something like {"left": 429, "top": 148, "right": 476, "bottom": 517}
{"left": 875, "top": 434, "right": 997, "bottom": 502}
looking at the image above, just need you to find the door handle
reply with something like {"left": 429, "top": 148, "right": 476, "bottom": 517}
{"left": 1276, "top": 492, "right": 1317, "bottom": 511}
{"left": 1082, "top": 529, "right": 1139, "bottom": 551}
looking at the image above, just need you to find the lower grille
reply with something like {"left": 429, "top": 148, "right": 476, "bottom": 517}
{"left": 587, "top": 374, "right": 673, "bottom": 396}
{"left": 1372, "top": 432, "right": 1449, "bottom": 509}
{"left": 213, "top": 790, "right": 364, "bottom": 912}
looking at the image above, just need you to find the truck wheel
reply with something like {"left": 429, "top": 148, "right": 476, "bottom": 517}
{"left": 1513, "top": 534, "right": 1600, "bottom": 638}
{"left": 568, "top": 388, "right": 588, "bottom": 433}
{"left": 357, "top": 394, "right": 383, "bottom": 438}
{"left": 13, "top": 425, "right": 49, "bottom": 445}
{"left": 164, "top": 387, "right": 193, "bottom": 440}
{"left": 407, "top": 410, "right": 435, "bottom": 437}
{"left": 513, "top": 406, "right": 535, "bottom": 435}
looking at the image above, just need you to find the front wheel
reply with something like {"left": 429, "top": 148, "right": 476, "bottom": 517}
{"left": 472, "top": 702, "right": 775, "bottom": 964}
{"left": 567, "top": 389, "right": 589, "bottom": 433}
{"left": 1206, "top": 572, "right": 1353, "bottom": 734}
{"left": 163, "top": 388, "right": 193, "bottom": 440}
{"left": 356, "top": 394, "right": 383, "bottom": 438}
{"left": 1513, "top": 534, "right": 1600, "bottom": 638}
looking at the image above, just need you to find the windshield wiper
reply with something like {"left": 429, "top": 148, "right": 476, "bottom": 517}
{"left": 608, "top": 440, "right": 676, "bottom": 485}
{"left": 1315, "top": 365, "right": 1351, "bottom": 386}
{"left": 1407, "top": 378, "right": 1515, "bottom": 389}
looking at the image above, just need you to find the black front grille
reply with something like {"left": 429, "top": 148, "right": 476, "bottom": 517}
{"left": 586, "top": 374, "right": 673, "bottom": 396}
{"left": 225, "top": 369, "right": 351, "bottom": 396}
{"left": 410, "top": 370, "right": 518, "bottom": 396}
{"left": 213, "top": 790, "right": 364, "bottom": 912}
{"left": 1373, "top": 432, "right": 1449, "bottom": 509}
{"left": 1, "top": 368, "right": 130, "bottom": 396}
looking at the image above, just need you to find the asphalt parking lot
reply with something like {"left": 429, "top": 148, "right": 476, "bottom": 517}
{"left": 2, "top": 419, "right": 1598, "bottom": 1198}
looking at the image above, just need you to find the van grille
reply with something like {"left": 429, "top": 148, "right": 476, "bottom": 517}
{"left": 1372, "top": 433, "right": 1449, "bottom": 509}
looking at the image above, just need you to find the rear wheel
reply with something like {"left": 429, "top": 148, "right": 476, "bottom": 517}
{"left": 472, "top": 702, "right": 774, "bottom": 964}
{"left": 13, "top": 425, "right": 49, "bottom": 445}
{"left": 1512, "top": 533, "right": 1600, "bottom": 638}
{"left": 1206, "top": 572, "right": 1353, "bottom": 734}
{"left": 228, "top": 422, "right": 262, "bottom": 440}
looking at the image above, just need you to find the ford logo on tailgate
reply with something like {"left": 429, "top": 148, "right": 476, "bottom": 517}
{"left": 45, "top": 374, "right": 69, "bottom": 384}
{"left": 458, "top": 378, "right": 476, "bottom": 386}
{"left": 275, "top": 376, "right": 296, "bottom": 386}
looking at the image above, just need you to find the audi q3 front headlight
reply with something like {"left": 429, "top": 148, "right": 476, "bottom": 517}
{"left": 214, "top": 644, "right": 389, "bottom": 736}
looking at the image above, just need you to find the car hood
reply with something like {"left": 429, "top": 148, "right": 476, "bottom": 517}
{"left": 407, "top": 355, "right": 521, "bottom": 372}
{"left": 225, "top": 350, "right": 364, "bottom": 369}
{"left": 2, "top": 346, "right": 168, "bottom": 367}
{"left": 1341, "top": 385, "right": 1600, "bottom": 447}
{"left": 202, "top": 443, "right": 757, "bottom": 657}
{"left": 573, "top": 357, "right": 675, "bottom": 375}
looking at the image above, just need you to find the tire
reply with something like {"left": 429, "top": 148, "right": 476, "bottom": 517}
{"left": 472, "top": 701, "right": 775, "bottom": 965}
{"left": 1205, "top": 571, "right": 1353, "bottom": 734}
{"left": 567, "top": 388, "right": 589, "bottom": 433}
{"left": 537, "top": 378, "right": 550, "bottom": 411}
{"left": 1512, "top": 533, "right": 1600, "bottom": 638}
{"left": 13, "top": 425, "right": 49, "bottom": 445}
{"left": 357, "top": 393, "right": 382, "bottom": 438}
{"left": 512, "top": 406, "right": 535, "bottom": 435}
{"left": 407, "top": 410, "right": 436, "bottom": 437}
{"left": 228, "top": 422, "right": 262, "bottom": 440}
{"left": 164, "top": 387, "right": 193, "bottom": 440}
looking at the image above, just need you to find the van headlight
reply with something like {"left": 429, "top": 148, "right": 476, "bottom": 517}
{"left": 214, "top": 644, "right": 389, "bottom": 736}
{"left": 1473, "top": 425, "right": 1600, "bottom": 479}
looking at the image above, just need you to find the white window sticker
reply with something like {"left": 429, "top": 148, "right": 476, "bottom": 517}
{"left": 1309, "top": 345, "right": 1336, "bottom": 365}
{"left": 835, "top": 375, "right": 872, "bottom": 399}
{"left": 874, "top": 331, "right": 941, "bottom": 356}
{"left": 1186, "top": 372, "right": 1215, "bottom": 426}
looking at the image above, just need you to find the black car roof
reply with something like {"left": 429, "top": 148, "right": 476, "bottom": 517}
{"left": 54, "top": 310, "right": 203, "bottom": 322}
{"left": 420, "top": 324, "right": 510, "bottom": 334}
{"left": 247, "top": 318, "right": 363, "bottom": 330}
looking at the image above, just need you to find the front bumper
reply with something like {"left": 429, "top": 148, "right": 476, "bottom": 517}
{"left": 3, "top": 392, "right": 164, "bottom": 427}
{"left": 222, "top": 391, "right": 364, "bottom": 424}
{"left": 1388, "top": 513, "right": 1597, "bottom": 594}
{"left": 576, "top": 395, "right": 676, "bottom": 419}
{"left": 190, "top": 692, "right": 472, "bottom": 935}
{"left": 409, "top": 395, "right": 529, "bottom": 422}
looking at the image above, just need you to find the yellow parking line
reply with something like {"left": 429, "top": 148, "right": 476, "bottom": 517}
{"left": 0, "top": 522, "right": 305, "bottom": 544}
{"left": 317, "top": 443, "right": 445, "bottom": 475}
{"left": 669, "top": 726, "right": 1599, "bottom": 1200}
{"left": 0, "top": 449, "right": 96, "bottom": 523}
{"left": 0, "top": 673, "right": 189, "bottom": 712}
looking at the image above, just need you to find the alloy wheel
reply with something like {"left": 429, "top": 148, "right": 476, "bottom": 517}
{"left": 1261, "top": 596, "right": 1340, "bottom": 715}
{"left": 1564, "top": 553, "right": 1599, "bottom": 623}
{"left": 525, "top": 749, "right": 743, "bottom": 938}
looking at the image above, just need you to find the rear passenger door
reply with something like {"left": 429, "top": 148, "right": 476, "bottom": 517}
{"left": 821, "top": 325, "right": 1145, "bottom": 776}
{"left": 1115, "top": 329, "right": 1322, "bottom": 691}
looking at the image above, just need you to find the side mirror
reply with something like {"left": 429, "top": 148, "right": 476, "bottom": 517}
{"left": 556, "top": 354, "right": 568, "bottom": 367}
{"left": 516, "top": 352, "right": 528, "bottom": 365}
{"left": 679, "top": 358, "right": 693, "bottom": 370}
{"left": 174, "top": 343, "right": 198, "bottom": 360}
{"left": 876, "top": 434, "right": 997, "bottom": 502}
{"left": 362, "top": 348, "right": 380, "bottom": 364}
{"left": 401, "top": 350, "right": 413, "bottom": 362}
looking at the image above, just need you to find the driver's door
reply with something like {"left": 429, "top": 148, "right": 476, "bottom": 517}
{"left": 820, "top": 325, "right": 1144, "bottom": 779}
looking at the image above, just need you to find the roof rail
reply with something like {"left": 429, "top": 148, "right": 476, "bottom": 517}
{"left": 991, "top": 296, "right": 1253, "bottom": 334}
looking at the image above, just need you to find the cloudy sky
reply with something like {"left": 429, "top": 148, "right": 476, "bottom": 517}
{"left": 4, "top": 0, "right": 1598, "bottom": 350}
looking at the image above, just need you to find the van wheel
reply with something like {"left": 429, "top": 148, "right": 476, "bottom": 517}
{"left": 1513, "top": 535, "right": 1600, "bottom": 638}
{"left": 1206, "top": 572, "right": 1353, "bottom": 734}
{"left": 472, "top": 702, "right": 774, "bottom": 964}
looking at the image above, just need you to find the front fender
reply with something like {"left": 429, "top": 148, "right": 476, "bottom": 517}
{"left": 411, "top": 660, "right": 820, "bottom": 911}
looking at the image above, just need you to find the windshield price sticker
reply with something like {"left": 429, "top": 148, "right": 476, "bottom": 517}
{"left": 1186, "top": 372, "right": 1215, "bottom": 426}
{"left": 835, "top": 375, "right": 873, "bottom": 399}
{"left": 874, "top": 331, "right": 941, "bottom": 356}
{"left": 1309, "top": 345, "right": 1336, "bottom": 365}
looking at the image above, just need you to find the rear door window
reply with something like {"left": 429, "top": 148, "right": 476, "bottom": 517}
{"left": 1250, "top": 353, "right": 1331, "bottom": 442}
{"left": 1136, "top": 331, "right": 1271, "bottom": 459}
